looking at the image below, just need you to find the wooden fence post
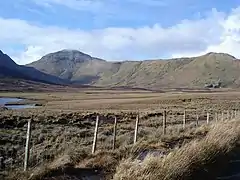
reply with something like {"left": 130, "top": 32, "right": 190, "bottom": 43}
{"left": 113, "top": 116, "right": 117, "bottom": 150}
{"left": 234, "top": 110, "right": 237, "bottom": 118}
{"left": 163, "top": 110, "right": 166, "bottom": 135}
{"left": 183, "top": 110, "right": 186, "bottom": 128}
{"left": 92, "top": 116, "right": 99, "bottom": 154}
{"left": 133, "top": 114, "right": 139, "bottom": 144}
{"left": 221, "top": 111, "right": 224, "bottom": 121}
{"left": 231, "top": 110, "right": 234, "bottom": 119}
{"left": 24, "top": 119, "right": 32, "bottom": 171}
{"left": 227, "top": 110, "right": 230, "bottom": 120}
{"left": 196, "top": 114, "right": 199, "bottom": 127}
{"left": 207, "top": 112, "right": 209, "bottom": 124}
{"left": 215, "top": 112, "right": 218, "bottom": 122}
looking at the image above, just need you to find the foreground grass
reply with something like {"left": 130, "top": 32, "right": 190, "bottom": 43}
{"left": 4, "top": 119, "right": 238, "bottom": 180}
{"left": 114, "top": 119, "right": 240, "bottom": 180}
{"left": 3, "top": 119, "right": 210, "bottom": 180}
{"left": 5, "top": 119, "right": 237, "bottom": 180}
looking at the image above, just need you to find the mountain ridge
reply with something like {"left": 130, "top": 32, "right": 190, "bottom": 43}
{"left": 27, "top": 49, "right": 240, "bottom": 89}
{"left": 2, "top": 49, "right": 240, "bottom": 89}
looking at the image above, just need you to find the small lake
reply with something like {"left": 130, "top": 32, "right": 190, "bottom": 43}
{"left": 0, "top": 97, "right": 36, "bottom": 110}
{"left": 0, "top": 97, "right": 22, "bottom": 105}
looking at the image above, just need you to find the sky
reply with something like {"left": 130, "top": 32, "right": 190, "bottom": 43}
{"left": 0, "top": 0, "right": 240, "bottom": 64}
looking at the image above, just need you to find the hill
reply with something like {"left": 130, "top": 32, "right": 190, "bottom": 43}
{"left": 27, "top": 50, "right": 115, "bottom": 84}
{"left": 0, "top": 50, "right": 68, "bottom": 85}
{"left": 27, "top": 50, "right": 240, "bottom": 89}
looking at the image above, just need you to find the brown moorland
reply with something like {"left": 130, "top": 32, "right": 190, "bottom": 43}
{"left": 1, "top": 89, "right": 240, "bottom": 179}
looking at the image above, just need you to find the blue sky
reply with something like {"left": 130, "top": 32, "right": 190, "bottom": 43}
{"left": 0, "top": 0, "right": 240, "bottom": 64}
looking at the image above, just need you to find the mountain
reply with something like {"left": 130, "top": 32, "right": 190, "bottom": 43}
{"left": 0, "top": 50, "right": 68, "bottom": 85}
{"left": 28, "top": 50, "right": 116, "bottom": 84}
{"left": 28, "top": 50, "right": 240, "bottom": 89}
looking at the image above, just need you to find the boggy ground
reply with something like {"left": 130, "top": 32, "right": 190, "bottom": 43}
{"left": 114, "top": 119, "right": 240, "bottom": 180}
{"left": 1, "top": 90, "right": 240, "bottom": 179}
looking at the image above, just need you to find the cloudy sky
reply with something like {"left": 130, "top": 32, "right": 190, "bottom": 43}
{"left": 0, "top": 0, "right": 240, "bottom": 64}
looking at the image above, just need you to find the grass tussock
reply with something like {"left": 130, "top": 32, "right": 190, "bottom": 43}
{"left": 2, "top": 118, "right": 214, "bottom": 180}
{"left": 113, "top": 120, "right": 240, "bottom": 180}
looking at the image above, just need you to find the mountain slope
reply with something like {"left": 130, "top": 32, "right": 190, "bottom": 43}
{"left": 28, "top": 50, "right": 116, "bottom": 84}
{"left": 28, "top": 50, "right": 240, "bottom": 88}
{"left": 0, "top": 50, "right": 68, "bottom": 85}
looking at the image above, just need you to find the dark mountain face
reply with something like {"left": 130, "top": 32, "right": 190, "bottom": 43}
{"left": 0, "top": 50, "right": 17, "bottom": 68}
{"left": 0, "top": 50, "right": 69, "bottom": 85}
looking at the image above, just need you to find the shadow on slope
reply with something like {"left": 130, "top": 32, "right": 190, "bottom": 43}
{"left": 42, "top": 166, "right": 103, "bottom": 180}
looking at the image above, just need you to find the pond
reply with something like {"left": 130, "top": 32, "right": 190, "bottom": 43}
{"left": 0, "top": 97, "right": 36, "bottom": 110}
{"left": 0, "top": 97, "right": 22, "bottom": 105}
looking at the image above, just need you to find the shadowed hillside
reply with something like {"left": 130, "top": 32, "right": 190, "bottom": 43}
{"left": 0, "top": 50, "right": 68, "bottom": 85}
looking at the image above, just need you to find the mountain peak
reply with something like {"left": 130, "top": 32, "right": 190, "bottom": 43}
{"left": 38, "top": 49, "right": 93, "bottom": 64}
{"left": 204, "top": 52, "right": 237, "bottom": 59}
{"left": 55, "top": 49, "right": 90, "bottom": 56}
{"left": 61, "top": 49, "right": 82, "bottom": 53}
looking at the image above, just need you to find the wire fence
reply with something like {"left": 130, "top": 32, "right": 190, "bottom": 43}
{"left": 0, "top": 108, "right": 239, "bottom": 174}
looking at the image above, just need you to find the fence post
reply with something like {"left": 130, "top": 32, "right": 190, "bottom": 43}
{"left": 207, "top": 112, "right": 209, "bottom": 124}
{"left": 163, "top": 110, "right": 166, "bottom": 135}
{"left": 196, "top": 113, "right": 199, "bottom": 126}
{"left": 24, "top": 119, "right": 32, "bottom": 171}
{"left": 113, "top": 116, "right": 117, "bottom": 150}
{"left": 221, "top": 111, "right": 224, "bottom": 121}
{"left": 183, "top": 110, "right": 186, "bottom": 128}
{"left": 227, "top": 110, "right": 230, "bottom": 120}
{"left": 234, "top": 110, "right": 237, "bottom": 118}
{"left": 133, "top": 114, "right": 139, "bottom": 144}
{"left": 92, "top": 116, "right": 99, "bottom": 154}
{"left": 215, "top": 112, "right": 218, "bottom": 122}
{"left": 231, "top": 110, "right": 234, "bottom": 119}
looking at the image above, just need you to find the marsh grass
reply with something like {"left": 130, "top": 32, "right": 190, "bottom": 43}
{"left": 113, "top": 120, "right": 240, "bottom": 180}
{"left": 2, "top": 90, "right": 240, "bottom": 179}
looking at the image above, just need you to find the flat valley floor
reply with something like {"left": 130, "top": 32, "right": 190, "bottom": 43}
{"left": 1, "top": 88, "right": 240, "bottom": 180}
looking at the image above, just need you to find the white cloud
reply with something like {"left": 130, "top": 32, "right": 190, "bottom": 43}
{"left": 1, "top": 8, "right": 240, "bottom": 65}
{"left": 172, "top": 7, "right": 240, "bottom": 58}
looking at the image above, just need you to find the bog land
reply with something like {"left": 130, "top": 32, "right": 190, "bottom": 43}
{"left": 1, "top": 88, "right": 240, "bottom": 180}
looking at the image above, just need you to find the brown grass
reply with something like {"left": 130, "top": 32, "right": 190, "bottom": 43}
{"left": 2, "top": 115, "right": 212, "bottom": 180}
{"left": 1, "top": 90, "right": 240, "bottom": 179}
{"left": 113, "top": 120, "right": 240, "bottom": 180}
{"left": 1, "top": 90, "right": 240, "bottom": 113}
